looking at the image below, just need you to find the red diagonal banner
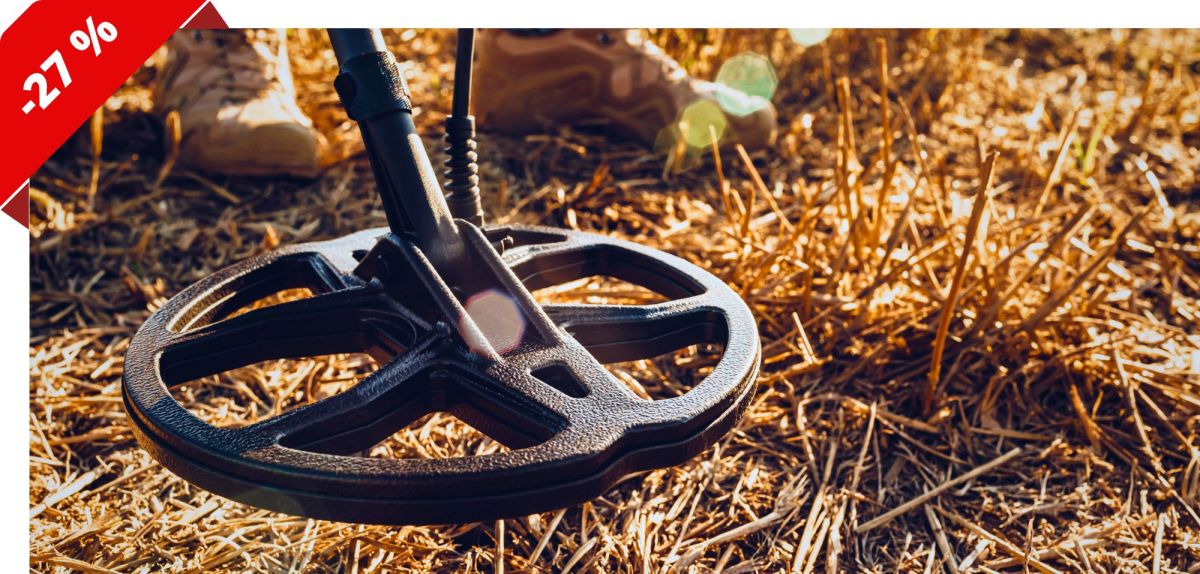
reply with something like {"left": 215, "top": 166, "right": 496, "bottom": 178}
{"left": 0, "top": 0, "right": 208, "bottom": 228}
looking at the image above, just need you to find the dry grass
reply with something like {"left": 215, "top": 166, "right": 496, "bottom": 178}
{"left": 29, "top": 29, "right": 1200, "bottom": 572}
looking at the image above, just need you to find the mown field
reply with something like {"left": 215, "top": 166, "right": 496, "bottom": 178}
{"left": 30, "top": 29, "right": 1200, "bottom": 572}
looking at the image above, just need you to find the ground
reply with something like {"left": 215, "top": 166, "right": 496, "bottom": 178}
{"left": 28, "top": 29, "right": 1200, "bottom": 573}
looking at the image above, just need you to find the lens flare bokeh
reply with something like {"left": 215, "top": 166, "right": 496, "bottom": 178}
{"left": 462, "top": 289, "right": 526, "bottom": 355}
{"left": 788, "top": 28, "right": 832, "bottom": 47}
{"left": 679, "top": 99, "right": 728, "bottom": 149}
{"left": 714, "top": 52, "right": 777, "bottom": 117}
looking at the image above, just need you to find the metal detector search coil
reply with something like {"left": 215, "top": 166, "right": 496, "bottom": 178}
{"left": 122, "top": 29, "right": 761, "bottom": 525}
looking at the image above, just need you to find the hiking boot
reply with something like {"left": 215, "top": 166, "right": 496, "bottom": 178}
{"left": 154, "top": 29, "right": 328, "bottom": 178}
{"left": 473, "top": 29, "right": 777, "bottom": 151}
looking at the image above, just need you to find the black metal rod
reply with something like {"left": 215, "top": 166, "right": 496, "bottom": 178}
{"left": 326, "top": 29, "right": 463, "bottom": 269}
{"left": 444, "top": 28, "right": 484, "bottom": 226}
{"left": 451, "top": 28, "right": 474, "bottom": 117}
{"left": 329, "top": 28, "right": 387, "bottom": 62}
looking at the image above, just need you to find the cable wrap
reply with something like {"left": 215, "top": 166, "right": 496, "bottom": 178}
{"left": 444, "top": 114, "right": 483, "bottom": 225}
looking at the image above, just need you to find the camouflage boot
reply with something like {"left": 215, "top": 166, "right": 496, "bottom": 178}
{"left": 473, "top": 29, "right": 777, "bottom": 151}
{"left": 154, "top": 29, "right": 328, "bottom": 178}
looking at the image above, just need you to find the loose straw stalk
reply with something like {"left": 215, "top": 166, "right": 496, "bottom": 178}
{"left": 926, "top": 151, "right": 998, "bottom": 412}
{"left": 856, "top": 446, "right": 1025, "bottom": 532}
